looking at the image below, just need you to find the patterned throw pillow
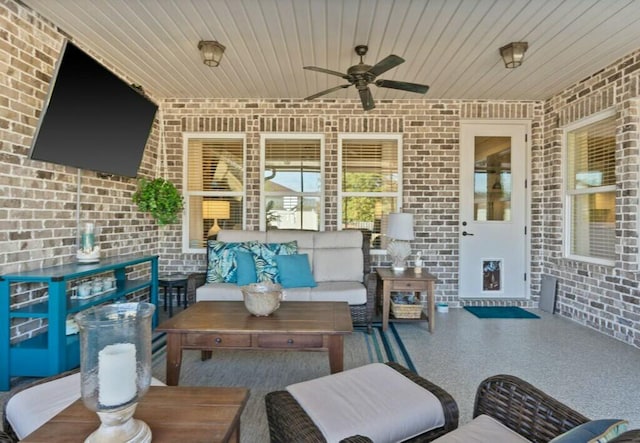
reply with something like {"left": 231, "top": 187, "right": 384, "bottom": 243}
{"left": 205, "top": 241, "right": 255, "bottom": 283}
{"left": 249, "top": 241, "right": 298, "bottom": 283}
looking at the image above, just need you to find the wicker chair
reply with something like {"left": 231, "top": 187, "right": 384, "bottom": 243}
{"left": 265, "top": 362, "right": 459, "bottom": 443}
{"left": 473, "top": 374, "right": 638, "bottom": 443}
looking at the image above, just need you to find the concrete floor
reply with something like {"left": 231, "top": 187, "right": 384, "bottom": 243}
{"left": 392, "top": 307, "right": 640, "bottom": 430}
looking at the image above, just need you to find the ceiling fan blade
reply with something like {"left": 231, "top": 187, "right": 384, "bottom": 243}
{"left": 358, "top": 87, "right": 375, "bottom": 111}
{"left": 305, "top": 84, "right": 351, "bottom": 100}
{"left": 375, "top": 79, "right": 429, "bottom": 94}
{"left": 304, "top": 66, "right": 351, "bottom": 80}
{"left": 367, "top": 54, "right": 404, "bottom": 77}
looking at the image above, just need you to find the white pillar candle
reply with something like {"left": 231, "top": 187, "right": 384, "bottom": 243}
{"left": 98, "top": 342, "right": 137, "bottom": 407}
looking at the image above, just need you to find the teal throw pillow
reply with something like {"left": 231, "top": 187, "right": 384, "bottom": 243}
{"left": 205, "top": 240, "right": 255, "bottom": 283}
{"left": 274, "top": 254, "right": 317, "bottom": 288}
{"left": 249, "top": 241, "right": 298, "bottom": 283}
{"left": 235, "top": 251, "right": 258, "bottom": 286}
{"left": 549, "top": 419, "right": 628, "bottom": 443}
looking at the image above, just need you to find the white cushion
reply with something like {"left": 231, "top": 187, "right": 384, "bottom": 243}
{"left": 196, "top": 282, "right": 243, "bottom": 301}
{"left": 281, "top": 287, "right": 312, "bottom": 301}
{"left": 310, "top": 281, "right": 366, "bottom": 305}
{"left": 287, "top": 363, "right": 445, "bottom": 443}
{"left": 217, "top": 230, "right": 266, "bottom": 243}
{"left": 431, "top": 415, "right": 532, "bottom": 443}
{"left": 6, "top": 373, "right": 166, "bottom": 440}
{"left": 313, "top": 248, "right": 363, "bottom": 282}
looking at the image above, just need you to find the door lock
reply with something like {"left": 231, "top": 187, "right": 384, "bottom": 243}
{"left": 462, "top": 231, "right": 474, "bottom": 236}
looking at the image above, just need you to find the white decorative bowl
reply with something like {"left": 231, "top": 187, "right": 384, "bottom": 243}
{"left": 240, "top": 282, "right": 283, "bottom": 316}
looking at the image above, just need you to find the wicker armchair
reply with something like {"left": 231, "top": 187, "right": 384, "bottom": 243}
{"left": 474, "top": 374, "right": 640, "bottom": 443}
{"left": 265, "top": 362, "right": 459, "bottom": 443}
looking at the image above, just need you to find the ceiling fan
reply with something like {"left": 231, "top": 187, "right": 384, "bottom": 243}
{"left": 303, "top": 45, "right": 429, "bottom": 111}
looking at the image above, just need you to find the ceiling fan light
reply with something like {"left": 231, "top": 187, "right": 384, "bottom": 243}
{"left": 499, "top": 42, "right": 528, "bottom": 68}
{"left": 198, "top": 40, "right": 226, "bottom": 67}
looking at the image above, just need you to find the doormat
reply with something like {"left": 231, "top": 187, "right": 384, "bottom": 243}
{"left": 464, "top": 306, "right": 540, "bottom": 319}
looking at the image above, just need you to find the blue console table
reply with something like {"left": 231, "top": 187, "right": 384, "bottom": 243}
{"left": 0, "top": 254, "right": 158, "bottom": 391}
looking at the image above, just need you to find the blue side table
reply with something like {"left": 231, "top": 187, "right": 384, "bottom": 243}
{"left": 159, "top": 274, "right": 189, "bottom": 317}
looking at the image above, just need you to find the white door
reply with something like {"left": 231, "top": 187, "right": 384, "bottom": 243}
{"left": 459, "top": 121, "right": 528, "bottom": 298}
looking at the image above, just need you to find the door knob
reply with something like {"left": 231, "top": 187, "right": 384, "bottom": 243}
{"left": 462, "top": 231, "right": 474, "bottom": 236}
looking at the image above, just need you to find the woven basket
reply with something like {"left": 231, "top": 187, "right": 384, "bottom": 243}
{"left": 391, "top": 299, "right": 423, "bottom": 319}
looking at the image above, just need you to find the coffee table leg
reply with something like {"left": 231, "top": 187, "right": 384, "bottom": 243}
{"left": 165, "top": 333, "right": 182, "bottom": 386}
{"left": 328, "top": 335, "right": 344, "bottom": 373}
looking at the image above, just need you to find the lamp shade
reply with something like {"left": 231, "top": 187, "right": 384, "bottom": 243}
{"left": 202, "top": 200, "right": 230, "bottom": 220}
{"left": 386, "top": 213, "right": 414, "bottom": 241}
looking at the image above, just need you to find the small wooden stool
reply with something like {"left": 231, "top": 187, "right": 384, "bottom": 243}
{"left": 159, "top": 274, "right": 189, "bottom": 317}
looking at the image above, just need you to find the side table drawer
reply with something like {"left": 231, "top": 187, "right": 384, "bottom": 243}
{"left": 258, "top": 334, "right": 323, "bottom": 349}
{"left": 390, "top": 280, "right": 429, "bottom": 291}
{"left": 183, "top": 333, "right": 250, "bottom": 348}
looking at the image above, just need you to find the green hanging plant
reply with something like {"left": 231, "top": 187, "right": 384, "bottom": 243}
{"left": 132, "top": 178, "right": 184, "bottom": 225}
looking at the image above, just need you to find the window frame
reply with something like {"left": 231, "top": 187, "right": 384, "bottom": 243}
{"left": 562, "top": 109, "right": 617, "bottom": 266}
{"left": 259, "top": 133, "right": 325, "bottom": 231}
{"left": 337, "top": 133, "right": 403, "bottom": 254}
{"left": 182, "top": 132, "right": 247, "bottom": 253}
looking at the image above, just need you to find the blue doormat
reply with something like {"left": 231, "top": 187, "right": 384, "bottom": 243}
{"left": 464, "top": 306, "right": 540, "bottom": 319}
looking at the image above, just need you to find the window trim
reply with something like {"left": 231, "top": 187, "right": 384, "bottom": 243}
{"left": 562, "top": 108, "right": 616, "bottom": 266}
{"left": 337, "top": 133, "right": 403, "bottom": 254}
{"left": 182, "top": 132, "right": 247, "bottom": 253}
{"left": 259, "top": 133, "right": 325, "bottom": 231}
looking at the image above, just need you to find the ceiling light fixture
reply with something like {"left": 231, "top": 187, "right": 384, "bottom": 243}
{"left": 499, "top": 42, "right": 528, "bottom": 68}
{"left": 198, "top": 40, "right": 226, "bottom": 67}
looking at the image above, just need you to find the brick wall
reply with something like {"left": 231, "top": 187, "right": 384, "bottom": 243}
{"left": 543, "top": 49, "right": 640, "bottom": 348}
{"left": 161, "top": 99, "right": 544, "bottom": 308}
{"left": 0, "top": 0, "right": 160, "bottom": 342}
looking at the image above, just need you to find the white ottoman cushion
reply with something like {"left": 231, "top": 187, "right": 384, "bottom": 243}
{"left": 431, "top": 414, "right": 532, "bottom": 443}
{"left": 6, "top": 373, "right": 166, "bottom": 440}
{"left": 287, "top": 363, "right": 445, "bottom": 443}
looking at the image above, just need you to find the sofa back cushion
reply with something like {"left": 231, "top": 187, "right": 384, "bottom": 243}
{"left": 218, "top": 230, "right": 267, "bottom": 243}
{"left": 313, "top": 231, "right": 363, "bottom": 283}
{"left": 267, "top": 230, "right": 316, "bottom": 267}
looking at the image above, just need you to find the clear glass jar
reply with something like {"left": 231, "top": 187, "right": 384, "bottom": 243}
{"left": 75, "top": 303, "right": 155, "bottom": 412}
{"left": 77, "top": 222, "right": 101, "bottom": 263}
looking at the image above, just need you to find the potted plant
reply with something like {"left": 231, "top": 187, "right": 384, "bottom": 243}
{"left": 132, "top": 178, "right": 184, "bottom": 225}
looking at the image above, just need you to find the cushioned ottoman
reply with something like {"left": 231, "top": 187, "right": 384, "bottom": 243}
{"left": 265, "top": 362, "right": 459, "bottom": 443}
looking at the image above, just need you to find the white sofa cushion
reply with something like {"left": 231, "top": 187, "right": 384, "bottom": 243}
{"left": 217, "top": 230, "right": 267, "bottom": 243}
{"left": 313, "top": 247, "right": 363, "bottom": 282}
{"left": 196, "top": 282, "right": 243, "bottom": 301}
{"left": 287, "top": 363, "right": 445, "bottom": 443}
{"left": 6, "top": 372, "right": 166, "bottom": 440}
{"left": 431, "top": 414, "right": 532, "bottom": 443}
{"left": 310, "top": 281, "right": 366, "bottom": 305}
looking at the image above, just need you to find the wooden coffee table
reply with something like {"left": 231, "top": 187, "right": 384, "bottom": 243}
{"left": 156, "top": 301, "right": 353, "bottom": 386}
{"left": 21, "top": 386, "right": 249, "bottom": 442}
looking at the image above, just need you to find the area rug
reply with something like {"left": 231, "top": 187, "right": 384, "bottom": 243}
{"left": 464, "top": 306, "right": 540, "bottom": 319}
{"left": 151, "top": 324, "right": 413, "bottom": 443}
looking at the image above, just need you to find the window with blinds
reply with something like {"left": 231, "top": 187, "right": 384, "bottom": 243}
{"left": 262, "top": 136, "right": 323, "bottom": 231}
{"left": 565, "top": 113, "right": 616, "bottom": 262}
{"left": 184, "top": 136, "right": 245, "bottom": 250}
{"left": 338, "top": 135, "right": 402, "bottom": 251}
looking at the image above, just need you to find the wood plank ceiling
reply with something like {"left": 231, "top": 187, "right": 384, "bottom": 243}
{"left": 20, "top": 0, "right": 640, "bottom": 102}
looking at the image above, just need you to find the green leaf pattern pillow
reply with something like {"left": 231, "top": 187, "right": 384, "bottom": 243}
{"left": 249, "top": 241, "right": 298, "bottom": 283}
{"left": 206, "top": 241, "right": 255, "bottom": 283}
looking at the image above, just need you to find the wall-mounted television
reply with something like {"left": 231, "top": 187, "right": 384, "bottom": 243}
{"left": 29, "top": 40, "right": 158, "bottom": 178}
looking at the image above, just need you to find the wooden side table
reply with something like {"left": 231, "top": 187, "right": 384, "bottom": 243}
{"left": 21, "top": 385, "right": 249, "bottom": 443}
{"left": 376, "top": 268, "right": 437, "bottom": 333}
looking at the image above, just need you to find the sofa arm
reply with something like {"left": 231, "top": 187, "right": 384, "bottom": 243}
{"left": 474, "top": 374, "right": 589, "bottom": 442}
{"left": 187, "top": 272, "right": 206, "bottom": 305}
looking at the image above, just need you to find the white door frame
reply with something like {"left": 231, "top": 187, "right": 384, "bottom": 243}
{"left": 459, "top": 119, "right": 532, "bottom": 299}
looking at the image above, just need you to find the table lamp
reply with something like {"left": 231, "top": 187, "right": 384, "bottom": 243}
{"left": 386, "top": 212, "right": 414, "bottom": 272}
{"left": 202, "top": 200, "right": 231, "bottom": 237}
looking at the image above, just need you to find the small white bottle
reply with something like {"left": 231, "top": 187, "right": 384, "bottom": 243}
{"left": 414, "top": 251, "right": 423, "bottom": 274}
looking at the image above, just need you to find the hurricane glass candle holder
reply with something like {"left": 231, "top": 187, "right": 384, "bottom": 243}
{"left": 75, "top": 302, "right": 155, "bottom": 443}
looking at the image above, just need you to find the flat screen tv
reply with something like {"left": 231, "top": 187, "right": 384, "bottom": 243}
{"left": 29, "top": 40, "right": 158, "bottom": 178}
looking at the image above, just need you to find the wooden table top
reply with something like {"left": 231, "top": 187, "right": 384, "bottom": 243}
{"left": 21, "top": 386, "right": 249, "bottom": 443}
{"left": 156, "top": 301, "right": 353, "bottom": 335}
{"left": 376, "top": 267, "right": 438, "bottom": 282}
